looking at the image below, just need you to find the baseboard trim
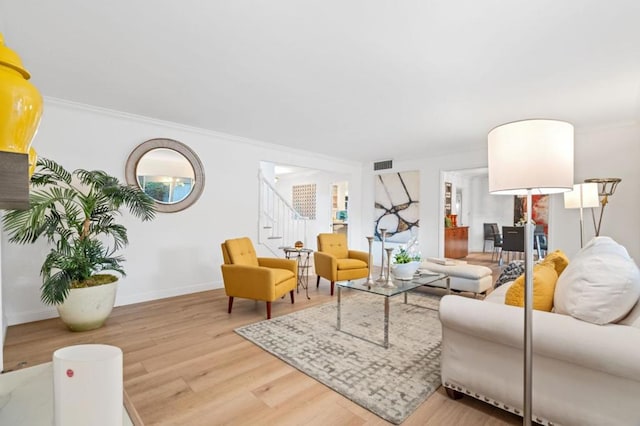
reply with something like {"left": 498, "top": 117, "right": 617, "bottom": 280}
{"left": 6, "top": 281, "right": 224, "bottom": 326}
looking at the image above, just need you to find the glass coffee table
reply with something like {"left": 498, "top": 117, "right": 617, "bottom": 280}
{"left": 336, "top": 272, "right": 449, "bottom": 348}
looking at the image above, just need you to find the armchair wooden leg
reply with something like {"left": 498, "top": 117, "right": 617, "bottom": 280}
{"left": 228, "top": 297, "right": 234, "bottom": 314}
{"left": 316, "top": 275, "right": 320, "bottom": 288}
{"left": 266, "top": 301, "right": 272, "bottom": 319}
{"left": 330, "top": 281, "right": 335, "bottom": 296}
{"left": 290, "top": 290, "right": 295, "bottom": 304}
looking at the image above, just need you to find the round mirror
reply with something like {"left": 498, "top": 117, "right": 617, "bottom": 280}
{"left": 126, "top": 138, "right": 205, "bottom": 213}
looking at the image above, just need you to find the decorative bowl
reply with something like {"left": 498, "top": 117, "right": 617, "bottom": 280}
{"left": 391, "top": 261, "right": 420, "bottom": 280}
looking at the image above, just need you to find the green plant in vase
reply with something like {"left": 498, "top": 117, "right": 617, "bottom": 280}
{"left": 2, "top": 158, "right": 156, "bottom": 330}
{"left": 391, "top": 247, "right": 421, "bottom": 280}
{"left": 393, "top": 247, "right": 420, "bottom": 264}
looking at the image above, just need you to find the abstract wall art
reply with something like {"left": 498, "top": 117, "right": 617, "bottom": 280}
{"left": 514, "top": 194, "right": 549, "bottom": 235}
{"left": 374, "top": 171, "right": 419, "bottom": 243}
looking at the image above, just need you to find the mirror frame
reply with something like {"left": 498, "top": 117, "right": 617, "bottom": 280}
{"left": 126, "top": 138, "right": 205, "bottom": 213}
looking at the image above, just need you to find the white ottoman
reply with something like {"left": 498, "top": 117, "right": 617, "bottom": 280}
{"left": 421, "top": 261, "right": 493, "bottom": 297}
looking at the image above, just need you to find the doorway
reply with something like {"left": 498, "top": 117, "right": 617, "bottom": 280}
{"left": 331, "top": 181, "right": 348, "bottom": 235}
{"left": 440, "top": 167, "right": 512, "bottom": 255}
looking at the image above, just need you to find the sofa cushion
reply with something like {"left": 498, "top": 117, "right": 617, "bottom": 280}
{"left": 554, "top": 236, "right": 640, "bottom": 325}
{"left": 539, "top": 249, "right": 569, "bottom": 276}
{"left": 494, "top": 260, "right": 524, "bottom": 288}
{"left": 505, "top": 262, "right": 558, "bottom": 312}
{"left": 618, "top": 301, "right": 640, "bottom": 328}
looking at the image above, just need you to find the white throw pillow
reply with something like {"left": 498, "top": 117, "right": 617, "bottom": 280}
{"left": 554, "top": 237, "right": 640, "bottom": 325}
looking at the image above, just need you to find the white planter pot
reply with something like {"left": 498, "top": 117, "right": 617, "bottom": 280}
{"left": 391, "top": 261, "right": 420, "bottom": 280}
{"left": 56, "top": 281, "right": 118, "bottom": 332}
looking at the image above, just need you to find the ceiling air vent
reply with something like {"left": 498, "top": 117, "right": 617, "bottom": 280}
{"left": 373, "top": 160, "right": 393, "bottom": 171}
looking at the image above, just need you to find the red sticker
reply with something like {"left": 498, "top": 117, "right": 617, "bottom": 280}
{"left": 66, "top": 369, "right": 74, "bottom": 378}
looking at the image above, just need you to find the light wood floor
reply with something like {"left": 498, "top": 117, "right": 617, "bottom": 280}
{"left": 3, "top": 262, "right": 518, "bottom": 425}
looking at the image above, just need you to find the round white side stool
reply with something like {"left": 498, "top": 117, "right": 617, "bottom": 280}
{"left": 53, "top": 344, "right": 123, "bottom": 426}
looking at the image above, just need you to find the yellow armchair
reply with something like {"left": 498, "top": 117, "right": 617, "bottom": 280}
{"left": 314, "top": 233, "right": 369, "bottom": 295}
{"left": 221, "top": 237, "right": 297, "bottom": 319}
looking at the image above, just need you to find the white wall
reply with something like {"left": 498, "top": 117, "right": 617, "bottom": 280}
{"left": 550, "top": 123, "right": 640, "bottom": 260}
{"left": 1, "top": 99, "right": 363, "bottom": 325}
{"left": 361, "top": 123, "right": 640, "bottom": 263}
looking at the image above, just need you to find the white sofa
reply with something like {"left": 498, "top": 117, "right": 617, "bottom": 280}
{"left": 439, "top": 237, "right": 640, "bottom": 426}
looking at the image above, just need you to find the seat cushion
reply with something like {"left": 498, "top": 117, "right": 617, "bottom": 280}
{"left": 272, "top": 268, "right": 295, "bottom": 285}
{"left": 225, "top": 237, "right": 259, "bottom": 267}
{"left": 337, "top": 258, "right": 367, "bottom": 270}
{"left": 618, "top": 300, "right": 640, "bottom": 328}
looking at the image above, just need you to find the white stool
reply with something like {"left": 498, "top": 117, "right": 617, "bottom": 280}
{"left": 421, "top": 261, "right": 493, "bottom": 297}
{"left": 53, "top": 344, "right": 123, "bottom": 426}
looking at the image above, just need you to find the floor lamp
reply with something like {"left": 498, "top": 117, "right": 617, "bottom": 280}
{"left": 584, "top": 177, "right": 622, "bottom": 236}
{"left": 563, "top": 183, "right": 599, "bottom": 248}
{"left": 488, "top": 119, "right": 574, "bottom": 425}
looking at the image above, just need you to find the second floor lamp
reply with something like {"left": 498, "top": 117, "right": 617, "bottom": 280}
{"left": 563, "top": 183, "right": 599, "bottom": 248}
{"left": 584, "top": 177, "right": 622, "bottom": 237}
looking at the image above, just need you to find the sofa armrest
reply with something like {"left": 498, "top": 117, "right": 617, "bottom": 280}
{"left": 440, "top": 295, "right": 640, "bottom": 381}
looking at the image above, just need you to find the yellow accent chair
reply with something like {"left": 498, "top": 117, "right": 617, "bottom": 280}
{"left": 314, "top": 233, "right": 369, "bottom": 295}
{"left": 221, "top": 237, "right": 297, "bottom": 319}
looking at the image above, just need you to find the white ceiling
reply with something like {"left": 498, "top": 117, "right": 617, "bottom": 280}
{"left": 2, "top": 1, "right": 639, "bottom": 162}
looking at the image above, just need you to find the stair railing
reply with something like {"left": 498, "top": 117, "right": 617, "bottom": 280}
{"left": 258, "top": 171, "right": 308, "bottom": 256}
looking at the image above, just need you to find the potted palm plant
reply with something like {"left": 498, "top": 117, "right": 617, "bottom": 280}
{"left": 2, "top": 158, "right": 156, "bottom": 331}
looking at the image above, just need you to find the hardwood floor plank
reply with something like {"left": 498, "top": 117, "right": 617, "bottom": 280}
{"left": 3, "top": 283, "right": 521, "bottom": 425}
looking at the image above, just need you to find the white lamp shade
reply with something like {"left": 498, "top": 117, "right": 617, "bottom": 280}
{"left": 564, "top": 182, "right": 600, "bottom": 209}
{"left": 488, "top": 119, "right": 574, "bottom": 194}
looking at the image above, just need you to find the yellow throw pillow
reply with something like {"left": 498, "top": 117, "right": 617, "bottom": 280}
{"left": 540, "top": 249, "right": 569, "bottom": 276}
{"left": 505, "top": 262, "right": 559, "bottom": 312}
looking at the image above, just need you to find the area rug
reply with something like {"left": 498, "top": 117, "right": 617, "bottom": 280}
{"left": 235, "top": 290, "right": 442, "bottom": 424}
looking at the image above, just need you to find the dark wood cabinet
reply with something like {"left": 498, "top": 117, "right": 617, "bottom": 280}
{"left": 445, "top": 226, "right": 469, "bottom": 259}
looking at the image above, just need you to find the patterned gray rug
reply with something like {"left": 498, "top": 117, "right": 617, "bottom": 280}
{"left": 235, "top": 289, "right": 442, "bottom": 424}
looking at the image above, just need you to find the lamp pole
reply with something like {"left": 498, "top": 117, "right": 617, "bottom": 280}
{"left": 523, "top": 191, "right": 534, "bottom": 426}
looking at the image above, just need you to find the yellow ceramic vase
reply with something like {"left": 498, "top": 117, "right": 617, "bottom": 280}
{"left": 0, "top": 33, "right": 43, "bottom": 154}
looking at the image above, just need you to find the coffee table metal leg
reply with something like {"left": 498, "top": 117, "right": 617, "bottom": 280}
{"left": 384, "top": 296, "right": 390, "bottom": 348}
{"left": 446, "top": 276, "right": 451, "bottom": 294}
{"left": 337, "top": 286, "right": 342, "bottom": 331}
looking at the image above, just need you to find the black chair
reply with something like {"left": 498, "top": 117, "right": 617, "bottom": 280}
{"left": 491, "top": 231, "right": 503, "bottom": 264}
{"left": 534, "top": 225, "right": 548, "bottom": 260}
{"left": 483, "top": 223, "right": 498, "bottom": 252}
{"left": 501, "top": 226, "right": 525, "bottom": 263}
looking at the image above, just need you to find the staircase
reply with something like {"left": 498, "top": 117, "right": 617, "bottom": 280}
{"left": 258, "top": 171, "right": 308, "bottom": 256}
